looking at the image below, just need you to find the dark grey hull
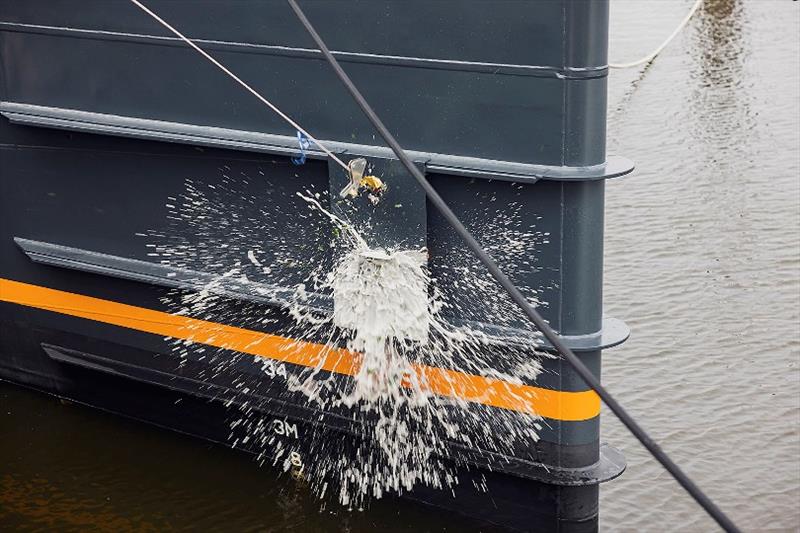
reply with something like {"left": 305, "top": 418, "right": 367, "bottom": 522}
{"left": 0, "top": 2, "right": 630, "bottom": 530}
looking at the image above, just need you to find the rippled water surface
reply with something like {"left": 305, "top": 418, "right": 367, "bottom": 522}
{"left": 2, "top": 0, "right": 799, "bottom": 531}
{"left": 603, "top": 0, "right": 799, "bottom": 531}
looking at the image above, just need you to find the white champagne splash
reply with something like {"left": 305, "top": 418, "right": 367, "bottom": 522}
{"left": 145, "top": 172, "right": 551, "bottom": 508}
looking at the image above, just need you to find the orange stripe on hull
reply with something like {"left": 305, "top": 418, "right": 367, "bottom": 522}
{"left": 0, "top": 278, "right": 600, "bottom": 421}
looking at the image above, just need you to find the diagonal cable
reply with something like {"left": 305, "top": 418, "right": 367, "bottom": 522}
{"left": 128, "top": 0, "right": 349, "bottom": 172}
{"left": 285, "top": 1, "right": 740, "bottom": 531}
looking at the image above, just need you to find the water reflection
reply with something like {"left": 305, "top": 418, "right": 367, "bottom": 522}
{"left": 689, "top": 0, "right": 753, "bottom": 150}
{"left": 695, "top": 0, "right": 746, "bottom": 76}
{"left": 688, "top": 0, "right": 755, "bottom": 220}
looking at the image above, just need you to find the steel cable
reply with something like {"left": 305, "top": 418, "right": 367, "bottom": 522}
{"left": 286, "top": 1, "right": 740, "bottom": 531}
{"left": 128, "top": 0, "right": 350, "bottom": 172}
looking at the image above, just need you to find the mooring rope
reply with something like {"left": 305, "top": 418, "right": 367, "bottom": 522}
{"left": 285, "top": 1, "right": 740, "bottom": 531}
{"left": 609, "top": 0, "right": 704, "bottom": 69}
{"left": 128, "top": 0, "right": 350, "bottom": 172}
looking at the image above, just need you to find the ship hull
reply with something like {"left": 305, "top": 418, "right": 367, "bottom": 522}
{"left": 0, "top": 1, "right": 628, "bottom": 529}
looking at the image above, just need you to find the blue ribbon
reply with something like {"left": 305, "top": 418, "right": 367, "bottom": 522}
{"left": 291, "top": 131, "right": 310, "bottom": 165}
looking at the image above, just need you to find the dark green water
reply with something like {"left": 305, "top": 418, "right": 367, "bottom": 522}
{"left": 2, "top": 0, "right": 799, "bottom": 531}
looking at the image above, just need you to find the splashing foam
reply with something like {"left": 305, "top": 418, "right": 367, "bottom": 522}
{"left": 333, "top": 248, "right": 428, "bottom": 397}
{"left": 145, "top": 172, "right": 552, "bottom": 508}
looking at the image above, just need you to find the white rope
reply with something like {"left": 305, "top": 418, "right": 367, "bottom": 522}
{"left": 609, "top": 0, "right": 704, "bottom": 69}
{"left": 128, "top": 0, "right": 349, "bottom": 171}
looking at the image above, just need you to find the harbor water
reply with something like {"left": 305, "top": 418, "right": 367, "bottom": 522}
{"left": 2, "top": 0, "right": 799, "bottom": 530}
